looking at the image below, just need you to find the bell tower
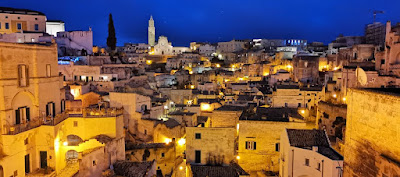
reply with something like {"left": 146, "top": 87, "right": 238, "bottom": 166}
{"left": 148, "top": 16, "right": 155, "bottom": 47}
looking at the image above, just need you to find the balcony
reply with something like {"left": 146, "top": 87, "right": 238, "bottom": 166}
{"left": 7, "top": 112, "right": 69, "bottom": 135}
{"left": 81, "top": 107, "right": 123, "bottom": 117}
{"left": 5, "top": 107, "right": 123, "bottom": 135}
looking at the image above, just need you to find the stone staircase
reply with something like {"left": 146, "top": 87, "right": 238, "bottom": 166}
{"left": 57, "top": 161, "right": 79, "bottom": 177}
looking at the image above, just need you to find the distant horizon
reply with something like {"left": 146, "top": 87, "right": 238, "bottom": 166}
{"left": 2, "top": 0, "right": 400, "bottom": 47}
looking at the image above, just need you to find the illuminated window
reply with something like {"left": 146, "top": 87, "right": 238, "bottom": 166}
{"left": 245, "top": 141, "right": 256, "bottom": 150}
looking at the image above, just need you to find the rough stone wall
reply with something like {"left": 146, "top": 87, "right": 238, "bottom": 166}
{"left": 238, "top": 120, "right": 312, "bottom": 173}
{"left": 344, "top": 89, "right": 400, "bottom": 177}
{"left": 186, "top": 127, "right": 235, "bottom": 165}
{"left": 210, "top": 110, "right": 242, "bottom": 128}
{"left": 316, "top": 101, "right": 347, "bottom": 137}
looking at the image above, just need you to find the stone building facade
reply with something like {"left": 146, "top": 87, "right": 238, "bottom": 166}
{"left": 344, "top": 88, "right": 400, "bottom": 177}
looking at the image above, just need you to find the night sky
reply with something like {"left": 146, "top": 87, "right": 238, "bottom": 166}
{"left": 2, "top": 0, "right": 400, "bottom": 46}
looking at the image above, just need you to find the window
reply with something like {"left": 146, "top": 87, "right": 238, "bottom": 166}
{"left": 92, "top": 160, "right": 97, "bottom": 166}
{"left": 144, "top": 129, "right": 147, "bottom": 135}
{"left": 18, "top": 65, "right": 29, "bottom": 87}
{"left": 5, "top": 23, "right": 9, "bottom": 29}
{"left": 284, "top": 103, "right": 288, "bottom": 107}
{"left": 195, "top": 133, "right": 201, "bottom": 139}
{"left": 73, "top": 121, "right": 78, "bottom": 127}
{"left": 298, "top": 103, "right": 301, "bottom": 107}
{"left": 195, "top": 150, "right": 201, "bottom": 163}
{"left": 161, "top": 153, "right": 165, "bottom": 158}
{"left": 46, "top": 64, "right": 51, "bottom": 77}
{"left": 35, "top": 18, "right": 38, "bottom": 20}
{"left": 61, "top": 100, "right": 65, "bottom": 112}
{"left": 381, "top": 59, "right": 385, "bottom": 65}
{"left": 15, "top": 107, "right": 30, "bottom": 124}
{"left": 317, "top": 162, "right": 321, "bottom": 171}
{"left": 17, "top": 17, "right": 20, "bottom": 19}
{"left": 275, "top": 143, "right": 280, "bottom": 152}
{"left": 0, "top": 22, "right": 1, "bottom": 29}
{"left": 46, "top": 102, "right": 55, "bottom": 118}
{"left": 35, "top": 24, "right": 39, "bottom": 31}
{"left": 305, "top": 158, "right": 310, "bottom": 166}
{"left": 17, "top": 23, "right": 22, "bottom": 30}
{"left": 245, "top": 141, "right": 256, "bottom": 150}
{"left": 24, "top": 138, "right": 29, "bottom": 145}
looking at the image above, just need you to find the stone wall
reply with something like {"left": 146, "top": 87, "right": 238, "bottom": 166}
{"left": 344, "top": 89, "right": 400, "bottom": 177}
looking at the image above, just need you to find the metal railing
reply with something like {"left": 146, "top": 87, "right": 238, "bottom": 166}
{"left": 6, "top": 107, "right": 123, "bottom": 135}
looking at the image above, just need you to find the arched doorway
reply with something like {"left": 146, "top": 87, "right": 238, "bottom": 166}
{"left": 66, "top": 150, "right": 79, "bottom": 163}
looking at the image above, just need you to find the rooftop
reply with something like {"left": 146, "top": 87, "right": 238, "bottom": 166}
{"left": 240, "top": 107, "right": 301, "bottom": 122}
{"left": 125, "top": 143, "right": 172, "bottom": 150}
{"left": 286, "top": 129, "right": 343, "bottom": 160}
{"left": 113, "top": 161, "right": 155, "bottom": 177}
{"left": 0, "top": 7, "right": 45, "bottom": 16}
{"left": 190, "top": 163, "right": 249, "bottom": 177}
{"left": 362, "top": 88, "right": 400, "bottom": 97}
{"left": 215, "top": 105, "right": 246, "bottom": 111}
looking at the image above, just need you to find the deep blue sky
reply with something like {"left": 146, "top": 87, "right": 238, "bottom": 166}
{"left": 2, "top": 0, "right": 400, "bottom": 46}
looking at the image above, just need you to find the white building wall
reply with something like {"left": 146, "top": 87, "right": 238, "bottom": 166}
{"left": 46, "top": 21, "right": 65, "bottom": 37}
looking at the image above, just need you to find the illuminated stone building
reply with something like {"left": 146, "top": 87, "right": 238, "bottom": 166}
{"left": 237, "top": 107, "right": 314, "bottom": 174}
{"left": 279, "top": 129, "right": 343, "bottom": 177}
{"left": 375, "top": 21, "right": 400, "bottom": 77}
{"left": 0, "top": 42, "right": 125, "bottom": 176}
{"left": 0, "top": 7, "right": 46, "bottom": 34}
{"left": 148, "top": 15, "right": 155, "bottom": 47}
{"left": 344, "top": 88, "right": 400, "bottom": 177}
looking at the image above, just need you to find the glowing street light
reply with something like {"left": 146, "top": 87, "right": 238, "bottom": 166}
{"left": 164, "top": 138, "right": 172, "bottom": 144}
{"left": 178, "top": 138, "right": 186, "bottom": 146}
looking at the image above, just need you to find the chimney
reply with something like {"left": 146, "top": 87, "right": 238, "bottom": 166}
{"left": 312, "top": 146, "right": 318, "bottom": 152}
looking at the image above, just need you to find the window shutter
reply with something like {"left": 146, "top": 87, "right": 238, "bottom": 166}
{"left": 18, "top": 65, "right": 22, "bottom": 86}
{"left": 52, "top": 103, "right": 56, "bottom": 118}
{"left": 253, "top": 142, "right": 257, "bottom": 150}
{"left": 15, "top": 109, "right": 21, "bottom": 124}
{"left": 26, "top": 66, "right": 29, "bottom": 86}
{"left": 46, "top": 104, "right": 49, "bottom": 117}
{"left": 26, "top": 107, "right": 30, "bottom": 121}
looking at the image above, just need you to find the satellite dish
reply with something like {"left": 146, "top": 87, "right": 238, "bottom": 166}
{"left": 356, "top": 67, "right": 368, "bottom": 86}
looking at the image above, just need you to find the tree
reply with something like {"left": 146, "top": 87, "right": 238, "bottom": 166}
{"left": 107, "top": 13, "right": 117, "bottom": 51}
